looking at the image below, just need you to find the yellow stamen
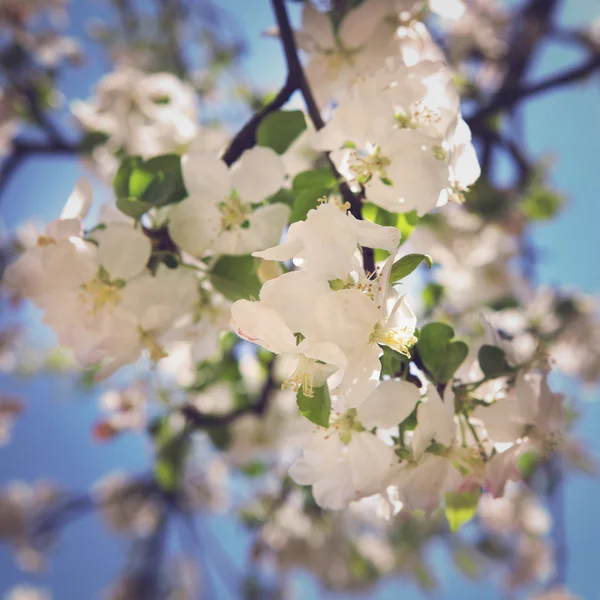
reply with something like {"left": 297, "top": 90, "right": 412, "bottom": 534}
{"left": 370, "top": 323, "right": 417, "bottom": 357}
{"left": 282, "top": 355, "right": 316, "bottom": 397}
{"left": 79, "top": 278, "right": 122, "bottom": 315}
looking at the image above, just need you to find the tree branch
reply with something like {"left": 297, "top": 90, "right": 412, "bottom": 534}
{"left": 221, "top": 76, "right": 298, "bottom": 166}
{"left": 0, "top": 138, "right": 79, "bottom": 201}
{"left": 181, "top": 357, "right": 276, "bottom": 429}
{"left": 269, "top": 0, "right": 375, "bottom": 273}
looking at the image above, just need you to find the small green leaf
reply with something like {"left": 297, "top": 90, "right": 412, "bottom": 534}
{"left": 390, "top": 254, "right": 433, "bottom": 284}
{"left": 292, "top": 168, "right": 337, "bottom": 191}
{"left": 257, "top": 110, "right": 307, "bottom": 154}
{"left": 240, "top": 460, "right": 268, "bottom": 477}
{"left": 297, "top": 385, "right": 331, "bottom": 428}
{"left": 522, "top": 187, "right": 564, "bottom": 221}
{"left": 478, "top": 345, "right": 512, "bottom": 378}
{"left": 417, "top": 323, "right": 468, "bottom": 383}
{"left": 445, "top": 489, "right": 481, "bottom": 532}
{"left": 423, "top": 283, "right": 444, "bottom": 312}
{"left": 290, "top": 188, "right": 322, "bottom": 223}
{"left": 210, "top": 255, "right": 262, "bottom": 302}
{"left": 396, "top": 210, "right": 419, "bottom": 243}
{"left": 517, "top": 450, "right": 540, "bottom": 480}
{"left": 151, "top": 417, "right": 190, "bottom": 492}
{"left": 113, "top": 154, "right": 187, "bottom": 219}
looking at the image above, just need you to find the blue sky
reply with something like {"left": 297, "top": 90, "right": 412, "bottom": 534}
{"left": 1, "top": 1, "right": 600, "bottom": 598}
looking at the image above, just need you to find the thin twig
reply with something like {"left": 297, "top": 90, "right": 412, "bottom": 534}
{"left": 269, "top": 0, "right": 375, "bottom": 272}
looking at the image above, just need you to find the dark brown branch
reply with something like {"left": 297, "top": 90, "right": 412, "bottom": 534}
{"left": 469, "top": 0, "right": 561, "bottom": 130}
{"left": 181, "top": 357, "right": 276, "bottom": 429}
{"left": 269, "top": 0, "right": 375, "bottom": 273}
{"left": 221, "top": 76, "right": 298, "bottom": 166}
{"left": 0, "top": 138, "right": 79, "bottom": 201}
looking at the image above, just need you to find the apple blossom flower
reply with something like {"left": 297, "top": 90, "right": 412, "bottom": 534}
{"left": 289, "top": 380, "right": 421, "bottom": 509}
{"left": 168, "top": 147, "right": 290, "bottom": 256}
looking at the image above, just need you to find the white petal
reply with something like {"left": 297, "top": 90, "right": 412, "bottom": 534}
{"left": 472, "top": 399, "right": 522, "bottom": 444}
{"left": 252, "top": 221, "right": 304, "bottom": 262}
{"left": 230, "top": 300, "right": 297, "bottom": 355}
{"left": 95, "top": 223, "right": 151, "bottom": 280}
{"left": 339, "top": 0, "right": 391, "bottom": 49}
{"left": 350, "top": 214, "right": 400, "bottom": 254}
{"left": 60, "top": 177, "right": 93, "bottom": 220}
{"left": 181, "top": 151, "right": 231, "bottom": 201}
{"left": 412, "top": 385, "right": 455, "bottom": 458}
{"left": 260, "top": 269, "right": 330, "bottom": 333}
{"left": 347, "top": 432, "right": 395, "bottom": 496}
{"left": 306, "top": 289, "right": 379, "bottom": 350}
{"left": 300, "top": 2, "right": 336, "bottom": 51}
{"left": 289, "top": 432, "right": 343, "bottom": 485}
{"left": 167, "top": 196, "right": 221, "bottom": 256}
{"left": 213, "top": 203, "right": 290, "bottom": 256}
{"left": 357, "top": 380, "right": 420, "bottom": 430}
{"left": 337, "top": 343, "right": 382, "bottom": 410}
{"left": 231, "top": 147, "right": 286, "bottom": 205}
{"left": 303, "top": 342, "right": 348, "bottom": 369}
{"left": 312, "top": 462, "right": 354, "bottom": 510}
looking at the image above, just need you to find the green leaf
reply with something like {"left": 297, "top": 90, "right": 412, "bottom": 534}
{"left": 292, "top": 168, "right": 337, "bottom": 191}
{"left": 417, "top": 323, "right": 468, "bottom": 383}
{"left": 521, "top": 187, "right": 564, "bottom": 221}
{"left": 289, "top": 168, "right": 339, "bottom": 223}
{"left": 478, "top": 345, "right": 512, "bottom": 378}
{"left": 297, "top": 385, "right": 331, "bottom": 428}
{"left": 517, "top": 450, "right": 540, "bottom": 480}
{"left": 240, "top": 460, "right": 268, "bottom": 477}
{"left": 116, "top": 195, "right": 153, "bottom": 219}
{"left": 445, "top": 489, "right": 481, "bottom": 532}
{"left": 80, "top": 130, "right": 110, "bottom": 153}
{"left": 396, "top": 210, "right": 419, "bottom": 243}
{"left": 423, "top": 283, "right": 444, "bottom": 312}
{"left": 257, "top": 110, "right": 307, "bottom": 154}
{"left": 390, "top": 254, "right": 433, "bottom": 284}
{"left": 151, "top": 417, "right": 190, "bottom": 492}
{"left": 210, "top": 255, "right": 262, "bottom": 302}
{"left": 267, "top": 187, "right": 295, "bottom": 207}
{"left": 290, "top": 188, "right": 322, "bottom": 223}
{"left": 113, "top": 154, "right": 187, "bottom": 218}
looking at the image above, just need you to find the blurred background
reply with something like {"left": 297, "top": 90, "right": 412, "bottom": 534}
{"left": 0, "top": 0, "right": 599, "bottom": 598}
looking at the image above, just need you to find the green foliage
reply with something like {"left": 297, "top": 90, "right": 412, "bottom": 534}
{"left": 113, "top": 154, "right": 187, "bottom": 218}
{"left": 422, "top": 283, "right": 445, "bottom": 312}
{"left": 257, "top": 110, "right": 307, "bottom": 154}
{"left": 297, "top": 385, "right": 331, "bottom": 428}
{"left": 289, "top": 167, "right": 339, "bottom": 223}
{"left": 396, "top": 210, "right": 419, "bottom": 243}
{"left": 417, "top": 323, "right": 468, "bottom": 383}
{"left": 239, "top": 460, "right": 268, "bottom": 477}
{"left": 517, "top": 450, "right": 540, "bottom": 481}
{"left": 478, "top": 345, "right": 512, "bottom": 378}
{"left": 390, "top": 254, "right": 433, "bottom": 284}
{"left": 79, "top": 130, "right": 110, "bottom": 154}
{"left": 521, "top": 186, "right": 564, "bottom": 221}
{"left": 209, "top": 255, "right": 262, "bottom": 302}
{"left": 151, "top": 417, "right": 190, "bottom": 492}
{"left": 445, "top": 489, "right": 481, "bottom": 532}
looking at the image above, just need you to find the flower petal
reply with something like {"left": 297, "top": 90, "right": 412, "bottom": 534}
{"left": 357, "top": 380, "right": 421, "bottom": 430}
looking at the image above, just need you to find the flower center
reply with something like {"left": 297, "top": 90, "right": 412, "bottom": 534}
{"left": 219, "top": 191, "right": 251, "bottom": 231}
{"left": 396, "top": 101, "right": 442, "bottom": 130}
{"left": 349, "top": 146, "right": 392, "bottom": 185}
{"left": 282, "top": 355, "right": 316, "bottom": 397}
{"left": 370, "top": 323, "right": 417, "bottom": 357}
{"left": 37, "top": 234, "right": 56, "bottom": 247}
{"left": 139, "top": 328, "right": 168, "bottom": 362}
{"left": 331, "top": 408, "right": 365, "bottom": 445}
{"left": 79, "top": 278, "right": 122, "bottom": 315}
